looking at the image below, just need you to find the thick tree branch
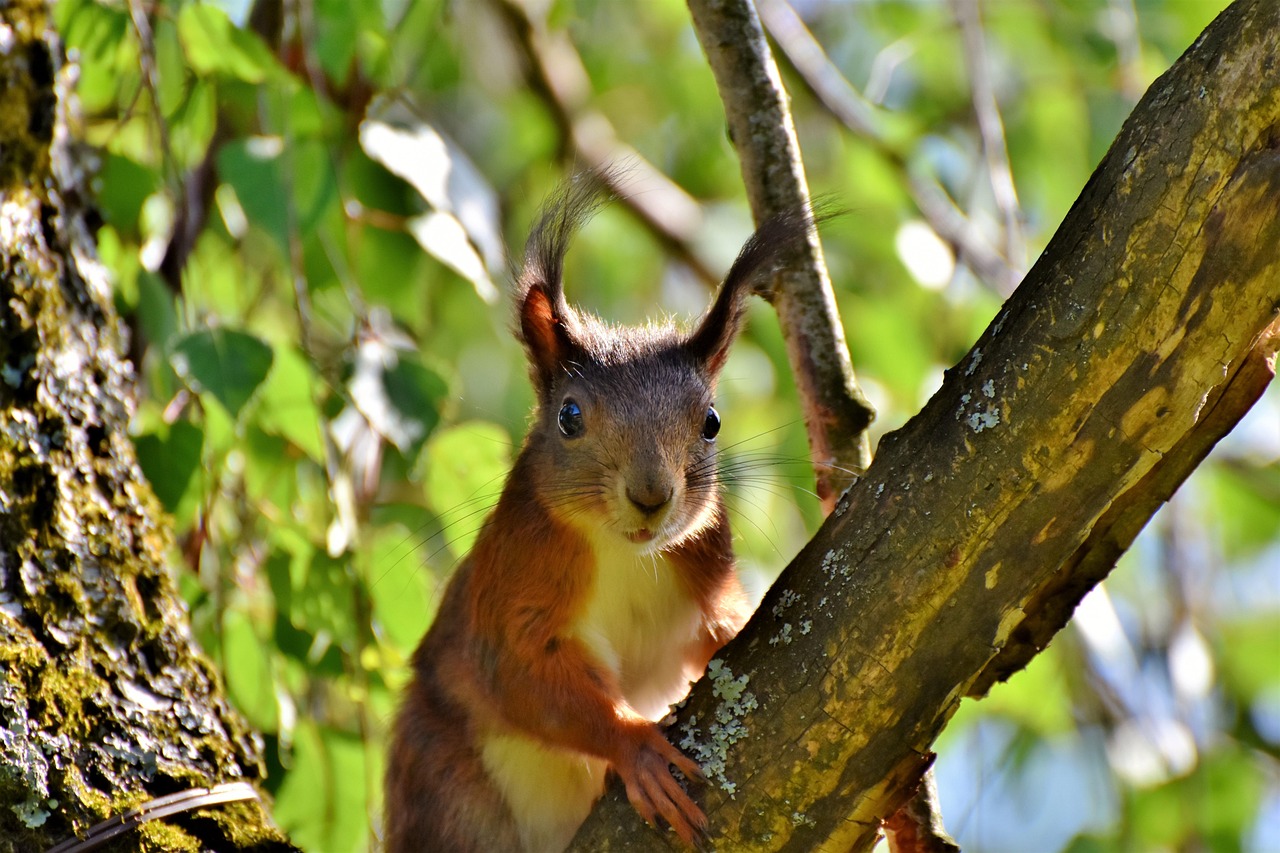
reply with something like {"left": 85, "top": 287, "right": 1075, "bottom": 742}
{"left": 572, "top": 1, "right": 1280, "bottom": 848}
{"left": 687, "top": 0, "right": 876, "bottom": 509}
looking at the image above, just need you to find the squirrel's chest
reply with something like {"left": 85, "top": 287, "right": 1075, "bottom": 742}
{"left": 569, "top": 543, "right": 705, "bottom": 721}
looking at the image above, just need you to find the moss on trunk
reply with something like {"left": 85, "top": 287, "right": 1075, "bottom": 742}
{"left": 0, "top": 5, "right": 293, "bottom": 851}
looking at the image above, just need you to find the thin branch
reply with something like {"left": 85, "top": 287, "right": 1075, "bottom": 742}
{"left": 489, "top": 0, "right": 719, "bottom": 288}
{"left": 686, "top": 0, "right": 876, "bottom": 510}
{"left": 951, "top": 0, "right": 1027, "bottom": 282}
{"left": 1104, "top": 0, "right": 1148, "bottom": 102}
{"left": 757, "top": 0, "right": 1021, "bottom": 292}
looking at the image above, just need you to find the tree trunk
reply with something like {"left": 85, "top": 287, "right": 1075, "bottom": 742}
{"left": 571, "top": 0, "right": 1280, "bottom": 848}
{"left": 0, "top": 7, "right": 294, "bottom": 852}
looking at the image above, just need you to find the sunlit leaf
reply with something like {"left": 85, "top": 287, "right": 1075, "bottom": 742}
{"left": 366, "top": 523, "right": 435, "bottom": 654}
{"left": 338, "top": 323, "right": 451, "bottom": 460}
{"left": 293, "top": 552, "right": 357, "bottom": 642}
{"left": 359, "top": 95, "right": 504, "bottom": 302}
{"left": 221, "top": 606, "right": 279, "bottom": 732}
{"left": 271, "top": 721, "right": 329, "bottom": 848}
{"left": 418, "top": 422, "right": 512, "bottom": 557}
{"left": 177, "top": 4, "right": 275, "bottom": 83}
{"left": 256, "top": 345, "right": 327, "bottom": 463}
{"left": 57, "top": 0, "right": 132, "bottom": 114}
{"left": 406, "top": 210, "right": 497, "bottom": 301}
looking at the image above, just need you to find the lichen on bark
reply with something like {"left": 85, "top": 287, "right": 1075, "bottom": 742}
{"left": 0, "top": 7, "right": 291, "bottom": 851}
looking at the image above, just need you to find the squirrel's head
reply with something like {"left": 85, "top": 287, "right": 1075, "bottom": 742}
{"left": 515, "top": 173, "right": 814, "bottom": 552}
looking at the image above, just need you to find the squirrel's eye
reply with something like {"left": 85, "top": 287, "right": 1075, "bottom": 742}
{"left": 558, "top": 399, "right": 585, "bottom": 438}
{"left": 701, "top": 405, "right": 721, "bottom": 441}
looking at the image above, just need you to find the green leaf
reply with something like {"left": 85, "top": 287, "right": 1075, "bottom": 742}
{"left": 216, "top": 139, "right": 288, "bottom": 252}
{"left": 271, "top": 721, "right": 329, "bottom": 847}
{"left": 1202, "top": 464, "right": 1280, "bottom": 558}
{"left": 58, "top": 0, "right": 133, "bottom": 114}
{"left": 177, "top": 5, "right": 274, "bottom": 83}
{"left": 171, "top": 328, "right": 274, "bottom": 418}
{"left": 133, "top": 420, "right": 204, "bottom": 513}
{"left": 293, "top": 552, "right": 357, "bottom": 641}
{"left": 418, "top": 422, "right": 511, "bottom": 556}
{"left": 256, "top": 345, "right": 327, "bottom": 462}
{"left": 1218, "top": 618, "right": 1280, "bottom": 698}
{"left": 96, "top": 153, "right": 159, "bottom": 236}
{"left": 274, "top": 722, "right": 368, "bottom": 853}
{"left": 221, "top": 606, "right": 278, "bottom": 732}
{"left": 366, "top": 523, "right": 434, "bottom": 654}
{"left": 136, "top": 271, "right": 178, "bottom": 352}
{"left": 382, "top": 356, "right": 450, "bottom": 452}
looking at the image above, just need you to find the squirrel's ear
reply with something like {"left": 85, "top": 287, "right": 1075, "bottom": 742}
{"left": 516, "top": 172, "right": 611, "bottom": 387}
{"left": 518, "top": 276, "right": 579, "bottom": 385}
{"left": 687, "top": 208, "right": 816, "bottom": 373}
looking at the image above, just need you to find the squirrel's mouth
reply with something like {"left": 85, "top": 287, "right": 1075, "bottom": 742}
{"left": 625, "top": 528, "right": 655, "bottom": 544}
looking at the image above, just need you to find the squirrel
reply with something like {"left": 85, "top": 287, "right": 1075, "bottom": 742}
{"left": 384, "top": 174, "right": 816, "bottom": 852}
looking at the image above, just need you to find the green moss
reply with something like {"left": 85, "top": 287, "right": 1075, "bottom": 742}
{"left": 0, "top": 2, "right": 53, "bottom": 192}
{"left": 134, "top": 820, "right": 203, "bottom": 853}
{"left": 0, "top": 15, "right": 291, "bottom": 851}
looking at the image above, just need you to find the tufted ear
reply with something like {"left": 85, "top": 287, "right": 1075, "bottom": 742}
{"left": 515, "top": 172, "right": 614, "bottom": 391}
{"left": 686, "top": 208, "right": 816, "bottom": 374}
{"left": 518, "top": 276, "right": 580, "bottom": 390}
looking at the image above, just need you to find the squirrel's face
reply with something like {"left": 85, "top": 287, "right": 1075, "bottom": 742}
{"left": 529, "top": 343, "right": 723, "bottom": 552}
{"left": 513, "top": 173, "right": 814, "bottom": 551}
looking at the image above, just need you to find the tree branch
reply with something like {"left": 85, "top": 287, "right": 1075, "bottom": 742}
{"left": 687, "top": 0, "right": 876, "bottom": 510}
{"left": 490, "top": 0, "right": 720, "bottom": 288}
{"left": 757, "top": 0, "right": 1023, "bottom": 292}
{"left": 950, "top": 0, "right": 1026, "bottom": 279}
{"left": 571, "top": 1, "right": 1280, "bottom": 848}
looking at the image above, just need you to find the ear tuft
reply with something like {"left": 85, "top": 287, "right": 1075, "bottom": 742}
{"left": 687, "top": 207, "right": 821, "bottom": 373}
{"left": 515, "top": 168, "right": 619, "bottom": 389}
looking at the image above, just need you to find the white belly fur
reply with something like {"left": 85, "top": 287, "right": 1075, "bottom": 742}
{"left": 480, "top": 734, "right": 606, "bottom": 853}
{"left": 572, "top": 539, "right": 705, "bottom": 720}
{"left": 481, "top": 540, "right": 705, "bottom": 851}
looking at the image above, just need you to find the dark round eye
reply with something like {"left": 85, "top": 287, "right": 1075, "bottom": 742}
{"left": 701, "top": 405, "right": 720, "bottom": 441}
{"left": 558, "top": 399, "right": 584, "bottom": 438}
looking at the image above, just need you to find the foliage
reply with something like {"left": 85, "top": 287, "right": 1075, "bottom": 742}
{"left": 54, "top": 0, "right": 1278, "bottom": 850}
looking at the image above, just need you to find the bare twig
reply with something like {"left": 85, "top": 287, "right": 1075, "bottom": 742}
{"left": 489, "top": 0, "right": 719, "bottom": 288}
{"left": 687, "top": 0, "right": 875, "bottom": 510}
{"left": 951, "top": 0, "right": 1026, "bottom": 284}
{"left": 1104, "top": 0, "right": 1147, "bottom": 101}
{"left": 757, "top": 0, "right": 1021, "bottom": 292}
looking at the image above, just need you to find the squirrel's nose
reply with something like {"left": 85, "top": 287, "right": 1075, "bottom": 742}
{"left": 626, "top": 486, "right": 673, "bottom": 516}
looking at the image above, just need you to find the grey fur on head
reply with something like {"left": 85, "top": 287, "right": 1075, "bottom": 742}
{"left": 516, "top": 167, "right": 820, "bottom": 387}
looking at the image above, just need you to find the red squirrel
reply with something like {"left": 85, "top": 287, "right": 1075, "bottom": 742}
{"left": 385, "top": 175, "right": 814, "bottom": 852}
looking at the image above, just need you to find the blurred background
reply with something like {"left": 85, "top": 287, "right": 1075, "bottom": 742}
{"left": 53, "top": 0, "right": 1278, "bottom": 849}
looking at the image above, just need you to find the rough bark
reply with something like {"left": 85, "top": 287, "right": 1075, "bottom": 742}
{"left": 686, "top": 0, "right": 876, "bottom": 510}
{"left": 0, "top": 7, "right": 293, "bottom": 852}
{"left": 571, "top": 1, "right": 1280, "bottom": 848}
